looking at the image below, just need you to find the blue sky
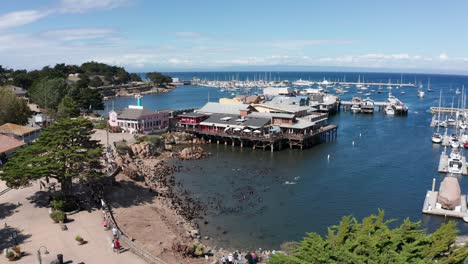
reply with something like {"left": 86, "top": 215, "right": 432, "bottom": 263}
{"left": 1, "top": 0, "right": 468, "bottom": 73}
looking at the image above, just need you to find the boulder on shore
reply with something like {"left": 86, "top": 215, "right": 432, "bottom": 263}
{"left": 179, "top": 146, "right": 210, "bottom": 160}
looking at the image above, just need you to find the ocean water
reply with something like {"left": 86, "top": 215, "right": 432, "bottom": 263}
{"left": 105, "top": 72, "right": 468, "bottom": 250}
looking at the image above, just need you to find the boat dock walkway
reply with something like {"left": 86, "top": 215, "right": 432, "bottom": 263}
{"left": 339, "top": 101, "right": 388, "bottom": 112}
{"left": 442, "top": 135, "right": 450, "bottom": 146}
{"left": 333, "top": 82, "right": 415, "bottom": 87}
{"left": 437, "top": 152, "right": 468, "bottom": 175}
{"left": 422, "top": 190, "right": 468, "bottom": 219}
{"left": 430, "top": 106, "right": 468, "bottom": 115}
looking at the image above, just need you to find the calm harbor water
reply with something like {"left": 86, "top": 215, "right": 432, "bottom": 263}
{"left": 105, "top": 72, "right": 468, "bottom": 250}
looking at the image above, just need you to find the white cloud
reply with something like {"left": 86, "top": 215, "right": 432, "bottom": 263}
{"left": 0, "top": 10, "right": 50, "bottom": 31}
{"left": 59, "top": 0, "right": 129, "bottom": 13}
{"left": 439, "top": 52, "right": 449, "bottom": 61}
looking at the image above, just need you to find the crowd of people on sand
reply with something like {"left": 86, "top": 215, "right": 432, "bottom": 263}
{"left": 219, "top": 250, "right": 275, "bottom": 264}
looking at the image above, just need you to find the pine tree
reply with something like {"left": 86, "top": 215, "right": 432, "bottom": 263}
{"left": 0, "top": 118, "right": 103, "bottom": 196}
{"left": 270, "top": 210, "right": 468, "bottom": 264}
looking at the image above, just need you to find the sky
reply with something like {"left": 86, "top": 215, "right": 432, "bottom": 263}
{"left": 1, "top": 0, "right": 468, "bottom": 73}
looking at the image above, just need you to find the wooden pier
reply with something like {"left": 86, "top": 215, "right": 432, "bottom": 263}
{"left": 422, "top": 190, "right": 468, "bottom": 219}
{"left": 178, "top": 125, "right": 338, "bottom": 152}
{"left": 437, "top": 152, "right": 468, "bottom": 175}
{"left": 430, "top": 106, "right": 468, "bottom": 115}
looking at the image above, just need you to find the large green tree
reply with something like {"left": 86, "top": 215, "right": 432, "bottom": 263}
{"left": 67, "top": 86, "right": 104, "bottom": 112}
{"left": 146, "top": 72, "right": 172, "bottom": 86}
{"left": 56, "top": 96, "right": 80, "bottom": 119}
{"left": 0, "top": 118, "right": 103, "bottom": 196}
{"left": 28, "top": 77, "right": 68, "bottom": 111}
{"left": 270, "top": 210, "right": 468, "bottom": 264}
{"left": 0, "top": 88, "right": 31, "bottom": 125}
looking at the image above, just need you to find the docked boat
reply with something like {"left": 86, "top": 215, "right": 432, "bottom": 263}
{"left": 448, "top": 154, "right": 463, "bottom": 174}
{"left": 432, "top": 133, "right": 442, "bottom": 144}
{"left": 350, "top": 97, "right": 361, "bottom": 113}
{"left": 361, "top": 97, "right": 375, "bottom": 114}
{"left": 385, "top": 105, "right": 395, "bottom": 115}
{"left": 450, "top": 135, "right": 460, "bottom": 148}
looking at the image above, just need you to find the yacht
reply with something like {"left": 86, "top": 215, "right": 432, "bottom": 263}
{"left": 350, "top": 97, "right": 361, "bottom": 113}
{"left": 361, "top": 97, "right": 375, "bottom": 114}
{"left": 417, "top": 89, "right": 425, "bottom": 98}
{"left": 448, "top": 154, "right": 463, "bottom": 174}
{"left": 432, "top": 133, "right": 442, "bottom": 144}
{"left": 450, "top": 135, "right": 460, "bottom": 148}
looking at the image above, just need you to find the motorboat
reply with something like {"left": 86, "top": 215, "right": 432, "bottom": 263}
{"left": 448, "top": 155, "right": 463, "bottom": 174}
{"left": 450, "top": 148, "right": 461, "bottom": 160}
{"left": 361, "top": 97, "right": 375, "bottom": 114}
{"left": 350, "top": 105, "right": 360, "bottom": 113}
{"left": 432, "top": 133, "right": 442, "bottom": 144}
{"left": 385, "top": 105, "right": 395, "bottom": 115}
{"left": 418, "top": 89, "right": 425, "bottom": 98}
{"left": 450, "top": 135, "right": 460, "bottom": 148}
{"left": 350, "top": 97, "right": 361, "bottom": 113}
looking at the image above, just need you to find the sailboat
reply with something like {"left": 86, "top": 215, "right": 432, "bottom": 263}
{"left": 427, "top": 79, "right": 433, "bottom": 92}
{"left": 432, "top": 90, "right": 443, "bottom": 143}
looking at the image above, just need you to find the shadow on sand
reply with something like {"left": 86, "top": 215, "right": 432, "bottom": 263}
{"left": 0, "top": 202, "right": 21, "bottom": 220}
{"left": 0, "top": 226, "right": 32, "bottom": 251}
{"left": 105, "top": 180, "right": 157, "bottom": 208}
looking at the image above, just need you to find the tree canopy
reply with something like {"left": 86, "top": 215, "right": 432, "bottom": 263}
{"left": 269, "top": 210, "right": 468, "bottom": 264}
{"left": 56, "top": 96, "right": 80, "bottom": 119}
{"left": 0, "top": 88, "right": 31, "bottom": 125}
{"left": 146, "top": 72, "right": 172, "bottom": 86}
{"left": 0, "top": 118, "right": 103, "bottom": 196}
{"left": 28, "top": 77, "right": 68, "bottom": 111}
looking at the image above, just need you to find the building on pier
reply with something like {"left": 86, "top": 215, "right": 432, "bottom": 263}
{"left": 175, "top": 102, "right": 336, "bottom": 151}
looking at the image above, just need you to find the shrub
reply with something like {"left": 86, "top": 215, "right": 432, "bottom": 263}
{"left": 50, "top": 210, "right": 66, "bottom": 222}
{"left": 75, "top": 235, "right": 83, "bottom": 241}
{"left": 6, "top": 251, "right": 14, "bottom": 258}
{"left": 51, "top": 196, "right": 78, "bottom": 212}
{"left": 192, "top": 242, "right": 204, "bottom": 257}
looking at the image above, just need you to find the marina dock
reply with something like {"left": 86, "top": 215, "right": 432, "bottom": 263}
{"left": 340, "top": 100, "right": 388, "bottom": 112}
{"left": 422, "top": 190, "right": 468, "bottom": 219}
{"left": 437, "top": 152, "right": 468, "bottom": 175}
{"left": 430, "top": 106, "right": 468, "bottom": 115}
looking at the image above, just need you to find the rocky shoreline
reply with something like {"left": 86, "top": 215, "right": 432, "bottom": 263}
{"left": 109, "top": 134, "right": 219, "bottom": 262}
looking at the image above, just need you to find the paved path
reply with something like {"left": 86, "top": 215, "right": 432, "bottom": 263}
{"left": 0, "top": 181, "right": 145, "bottom": 264}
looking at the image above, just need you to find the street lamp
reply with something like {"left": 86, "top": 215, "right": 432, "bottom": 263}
{"left": 37, "top": 246, "right": 49, "bottom": 264}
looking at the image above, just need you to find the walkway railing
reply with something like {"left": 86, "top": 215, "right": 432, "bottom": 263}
{"left": 103, "top": 197, "right": 168, "bottom": 264}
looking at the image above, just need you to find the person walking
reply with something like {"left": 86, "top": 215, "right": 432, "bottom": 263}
{"left": 233, "top": 251, "right": 239, "bottom": 264}
{"left": 221, "top": 255, "right": 227, "bottom": 264}
{"left": 112, "top": 226, "right": 118, "bottom": 238}
{"left": 228, "top": 253, "right": 234, "bottom": 264}
{"left": 245, "top": 252, "right": 253, "bottom": 264}
{"left": 251, "top": 252, "right": 257, "bottom": 264}
{"left": 113, "top": 238, "right": 121, "bottom": 253}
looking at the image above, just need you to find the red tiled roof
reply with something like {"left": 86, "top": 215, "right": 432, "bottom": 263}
{"left": 0, "top": 123, "right": 41, "bottom": 136}
{"left": 0, "top": 134, "right": 25, "bottom": 154}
